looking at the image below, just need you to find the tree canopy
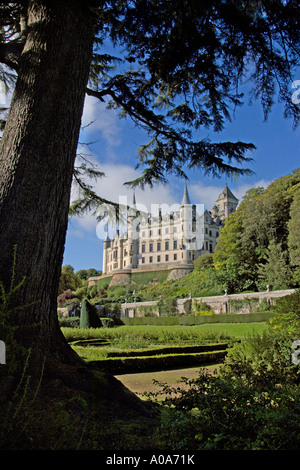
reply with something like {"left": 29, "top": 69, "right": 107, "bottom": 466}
{"left": 213, "top": 168, "right": 300, "bottom": 292}
{"left": 0, "top": 1, "right": 299, "bottom": 214}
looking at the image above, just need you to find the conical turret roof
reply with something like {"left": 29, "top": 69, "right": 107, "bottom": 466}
{"left": 222, "top": 184, "right": 238, "bottom": 201}
{"left": 181, "top": 182, "right": 191, "bottom": 205}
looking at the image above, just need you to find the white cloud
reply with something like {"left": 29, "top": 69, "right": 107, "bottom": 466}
{"left": 189, "top": 182, "right": 224, "bottom": 210}
{"left": 69, "top": 161, "right": 178, "bottom": 237}
{"left": 81, "top": 95, "right": 122, "bottom": 149}
{"left": 232, "top": 179, "right": 270, "bottom": 203}
{"left": 190, "top": 179, "right": 270, "bottom": 211}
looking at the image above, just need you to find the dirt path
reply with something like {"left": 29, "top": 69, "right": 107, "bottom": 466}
{"left": 115, "top": 364, "right": 219, "bottom": 397}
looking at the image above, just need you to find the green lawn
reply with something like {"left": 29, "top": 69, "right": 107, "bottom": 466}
{"left": 191, "top": 322, "right": 267, "bottom": 338}
{"left": 63, "top": 322, "right": 267, "bottom": 344}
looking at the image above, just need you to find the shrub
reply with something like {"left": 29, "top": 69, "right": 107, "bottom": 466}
{"left": 157, "top": 298, "right": 177, "bottom": 316}
{"left": 222, "top": 329, "right": 300, "bottom": 387}
{"left": 57, "top": 289, "right": 75, "bottom": 307}
{"left": 271, "top": 289, "right": 300, "bottom": 317}
{"left": 59, "top": 316, "right": 80, "bottom": 328}
{"left": 80, "top": 299, "right": 102, "bottom": 329}
{"left": 100, "top": 318, "right": 114, "bottom": 328}
{"left": 137, "top": 305, "right": 159, "bottom": 316}
{"left": 152, "top": 370, "right": 300, "bottom": 450}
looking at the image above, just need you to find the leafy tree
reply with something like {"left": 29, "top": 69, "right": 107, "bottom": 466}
{"left": 258, "top": 239, "right": 293, "bottom": 290}
{"left": 62, "top": 265, "right": 74, "bottom": 275}
{"left": 214, "top": 170, "right": 300, "bottom": 292}
{"left": 288, "top": 183, "right": 300, "bottom": 283}
{"left": 213, "top": 192, "right": 260, "bottom": 292}
{"left": 0, "top": 1, "right": 299, "bottom": 370}
{"left": 58, "top": 266, "right": 83, "bottom": 295}
{"left": 75, "top": 270, "right": 89, "bottom": 281}
{"left": 75, "top": 268, "right": 102, "bottom": 280}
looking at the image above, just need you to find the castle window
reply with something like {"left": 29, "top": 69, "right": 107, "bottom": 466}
{"left": 157, "top": 242, "right": 161, "bottom": 251}
{"left": 149, "top": 256, "right": 153, "bottom": 263}
{"left": 165, "top": 241, "right": 169, "bottom": 250}
{"left": 174, "top": 254, "right": 177, "bottom": 261}
{"left": 173, "top": 240, "right": 177, "bottom": 249}
{"left": 124, "top": 260, "right": 126, "bottom": 267}
{"left": 149, "top": 230, "right": 152, "bottom": 236}
{"left": 205, "top": 228, "right": 208, "bottom": 234}
{"left": 209, "top": 244, "right": 213, "bottom": 253}
{"left": 165, "top": 254, "right": 169, "bottom": 261}
{"left": 142, "top": 257, "right": 145, "bottom": 264}
{"left": 209, "top": 230, "right": 212, "bottom": 237}
{"left": 157, "top": 255, "right": 160, "bottom": 262}
{"left": 150, "top": 243, "right": 153, "bottom": 252}
{"left": 142, "top": 244, "right": 145, "bottom": 253}
{"left": 216, "top": 232, "right": 219, "bottom": 238}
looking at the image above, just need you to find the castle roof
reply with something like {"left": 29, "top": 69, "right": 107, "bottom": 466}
{"left": 181, "top": 182, "right": 191, "bottom": 205}
{"left": 132, "top": 191, "right": 136, "bottom": 207}
{"left": 219, "top": 184, "right": 238, "bottom": 201}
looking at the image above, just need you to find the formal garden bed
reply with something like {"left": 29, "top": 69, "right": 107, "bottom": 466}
{"left": 62, "top": 322, "right": 265, "bottom": 374}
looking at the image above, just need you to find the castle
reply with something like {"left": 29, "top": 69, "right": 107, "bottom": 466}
{"left": 100, "top": 183, "right": 238, "bottom": 284}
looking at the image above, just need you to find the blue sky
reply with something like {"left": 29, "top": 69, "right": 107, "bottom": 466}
{"left": 63, "top": 81, "right": 300, "bottom": 273}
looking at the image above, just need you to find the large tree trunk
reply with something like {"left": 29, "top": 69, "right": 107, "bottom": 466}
{"left": 0, "top": 2, "right": 96, "bottom": 367}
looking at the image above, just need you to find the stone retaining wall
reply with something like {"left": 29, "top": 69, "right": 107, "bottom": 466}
{"left": 121, "top": 289, "right": 296, "bottom": 317}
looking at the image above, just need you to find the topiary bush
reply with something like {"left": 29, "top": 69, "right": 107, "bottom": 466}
{"left": 80, "top": 299, "right": 102, "bottom": 329}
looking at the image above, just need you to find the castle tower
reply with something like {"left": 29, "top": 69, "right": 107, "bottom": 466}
{"left": 180, "top": 182, "right": 195, "bottom": 264}
{"left": 102, "top": 229, "right": 111, "bottom": 274}
{"left": 214, "top": 184, "right": 238, "bottom": 223}
{"left": 127, "top": 192, "right": 139, "bottom": 269}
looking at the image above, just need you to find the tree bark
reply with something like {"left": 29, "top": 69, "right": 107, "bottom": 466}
{"left": 0, "top": 2, "right": 96, "bottom": 367}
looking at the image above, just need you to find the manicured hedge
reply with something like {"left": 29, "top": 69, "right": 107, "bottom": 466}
{"left": 69, "top": 338, "right": 110, "bottom": 347}
{"left": 59, "top": 316, "right": 80, "bottom": 328}
{"left": 104, "top": 343, "right": 228, "bottom": 358}
{"left": 87, "top": 349, "right": 228, "bottom": 374}
{"left": 121, "top": 312, "right": 274, "bottom": 326}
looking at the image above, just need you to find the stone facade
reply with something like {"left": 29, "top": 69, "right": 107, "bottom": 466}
{"left": 102, "top": 183, "right": 238, "bottom": 278}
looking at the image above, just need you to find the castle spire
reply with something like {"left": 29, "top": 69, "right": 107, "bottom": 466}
{"left": 132, "top": 191, "right": 136, "bottom": 207}
{"left": 104, "top": 226, "right": 110, "bottom": 241}
{"left": 181, "top": 182, "right": 191, "bottom": 205}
